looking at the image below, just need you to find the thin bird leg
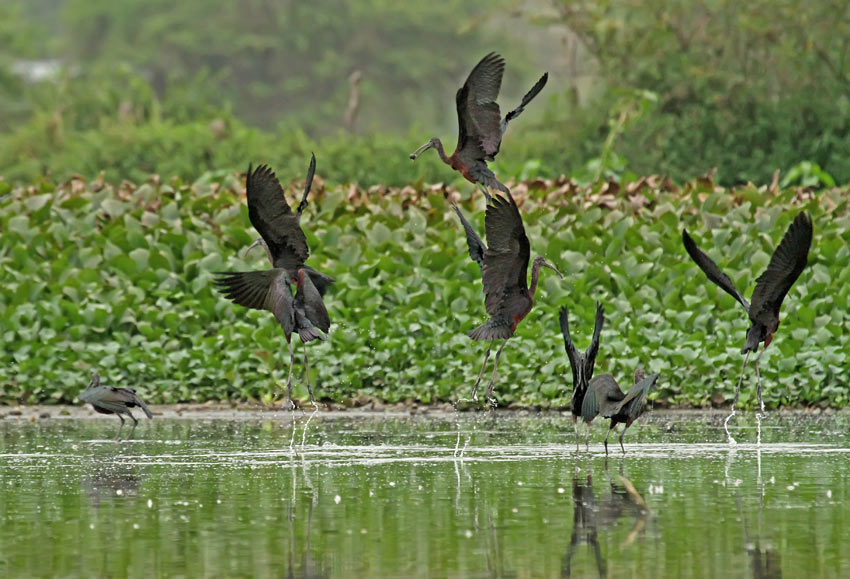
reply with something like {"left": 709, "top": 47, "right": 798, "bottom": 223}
{"left": 125, "top": 412, "right": 139, "bottom": 441}
{"left": 285, "top": 339, "right": 296, "bottom": 410}
{"left": 470, "top": 339, "right": 494, "bottom": 401}
{"left": 723, "top": 351, "right": 751, "bottom": 445}
{"left": 604, "top": 424, "right": 614, "bottom": 457}
{"left": 585, "top": 423, "right": 591, "bottom": 451}
{"left": 114, "top": 414, "right": 126, "bottom": 442}
{"left": 477, "top": 183, "right": 492, "bottom": 204}
{"left": 754, "top": 348, "right": 766, "bottom": 413}
{"left": 573, "top": 416, "right": 580, "bottom": 452}
{"left": 619, "top": 425, "right": 629, "bottom": 455}
{"left": 485, "top": 340, "right": 509, "bottom": 407}
{"left": 303, "top": 346, "right": 318, "bottom": 409}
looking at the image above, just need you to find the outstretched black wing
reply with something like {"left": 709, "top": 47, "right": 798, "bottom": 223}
{"left": 481, "top": 192, "right": 530, "bottom": 318}
{"left": 214, "top": 269, "right": 295, "bottom": 335}
{"left": 453, "top": 205, "right": 487, "bottom": 271}
{"left": 296, "top": 153, "right": 317, "bottom": 217}
{"left": 749, "top": 212, "right": 813, "bottom": 327}
{"left": 682, "top": 228, "right": 750, "bottom": 313}
{"left": 584, "top": 302, "right": 604, "bottom": 382}
{"left": 246, "top": 164, "right": 310, "bottom": 273}
{"left": 559, "top": 306, "right": 581, "bottom": 391}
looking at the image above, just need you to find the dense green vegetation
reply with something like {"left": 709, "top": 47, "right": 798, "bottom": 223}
{"left": 1, "top": 172, "right": 845, "bottom": 408}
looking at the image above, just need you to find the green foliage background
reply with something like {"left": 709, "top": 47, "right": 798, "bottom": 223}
{"left": 2, "top": 0, "right": 850, "bottom": 186}
{"left": 1, "top": 173, "right": 845, "bottom": 408}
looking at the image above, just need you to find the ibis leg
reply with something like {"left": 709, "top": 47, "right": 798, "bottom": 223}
{"left": 285, "top": 339, "right": 296, "bottom": 410}
{"left": 723, "top": 351, "right": 751, "bottom": 444}
{"left": 477, "top": 183, "right": 492, "bottom": 204}
{"left": 470, "top": 340, "right": 494, "bottom": 402}
{"left": 604, "top": 424, "right": 614, "bottom": 457}
{"left": 619, "top": 425, "right": 629, "bottom": 454}
{"left": 754, "top": 349, "right": 766, "bottom": 413}
{"left": 485, "top": 340, "right": 508, "bottom": 407}
{"left": 303, "top": 346, "right": 317, "bottom": 409}
{"left": 573, "top": 416, "right": 580, "bottom": 452}
{"left": 115, "top": 415, "right": 125, "bottom": 441}
{"left": 125, "top": 412, "right": 139, "bottom": 441}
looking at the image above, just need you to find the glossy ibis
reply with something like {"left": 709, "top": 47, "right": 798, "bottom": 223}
{"left": 581, "top": 371, "right": 659, "bottom": 455}
{"left": 682, "top": 212, "right": 812, "bottom": 429}
{"left": 215, "top": 155, "right": 334, "bottom": 409}
{"left": 79, "top": 372, "right": 152, "bottom": 441}
{"left": 560, "top": 303, "right": 604, "bottom": 450}
{"left": 411, "top": 52, "right": 548, "bottom": 201}
{"left": 453, "top": 192, "right": 562, "bottom": 406}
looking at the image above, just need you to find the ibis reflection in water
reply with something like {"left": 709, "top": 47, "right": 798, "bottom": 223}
{"left": 683, "top": 212, "right": 812, "bottom": 442}
{"left": 453, "top": 192, "right": 562, "bottom": 406}
{"left": 215, "top": 155, "right": 334, "bottom": 409}
{"left": 562, "top": 462, "right": 649, "bottom": 578}
{"left": 410, "top": 52, "right": 547, "bottom": 201}
{"left": 78, "top": 372, "right": 153, "bottom": 441}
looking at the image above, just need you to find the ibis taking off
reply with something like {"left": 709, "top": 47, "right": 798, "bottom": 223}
{"left": 215, "top": 155, "right": 334, "bottom": 409}
{"left": 682, "top": 211, "right": 812, "bottom": 440}
{"left": 410, "top": 52, "right": 548, "bottom": 201}
{"left": 453, "top": 192, "right": 562, "bottom": 406}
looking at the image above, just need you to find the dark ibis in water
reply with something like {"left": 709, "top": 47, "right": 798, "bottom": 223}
{"left": 682, "top": 212, "right": 812, "bottom": 421}
{"left": 559, "top": 303, "right": 604, "bottom": 450}
{"left": 410, "top": 52, "right": 548, "bottom": 201}
{"left": 453, "top": 192, "right": 562, "bottom": 406}
{"left": 79, "top": 372, "right": 152, "bottom": 440}
{"left": 581, "top": 370, "right": 659, "bottom": 455}
{"left": 215, "top": 155, "right": 334, "bottom": 409}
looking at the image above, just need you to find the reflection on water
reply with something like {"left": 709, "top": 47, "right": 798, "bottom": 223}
{"left": 0, "top": 412, "right": 848, "bottom": 576}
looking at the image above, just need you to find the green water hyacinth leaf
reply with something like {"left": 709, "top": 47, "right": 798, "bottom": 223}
{"left": 0, "top": 172, "right": 842, "bottom": 408}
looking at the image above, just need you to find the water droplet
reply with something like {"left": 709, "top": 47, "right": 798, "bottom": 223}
{"left": 511, "top": 508, "right": 518, "bottom": 513}
{"left": 464, "top": 530, "right": 473, "bottom": 539}
{"left": 334, "top": 495, "right": 341, "bottom": 504}
{"left": 389, "top": 481, "right": 396, "bottom": 487}
{"left": 360, "top": 528, "right": 368, "bottom": 534}
{"left": 133, "top": 524, "right": 139, "bottom": 530}
{"left": 786, "top": 485, "right": 795, "bottom": 491}
{"left": 89, "top": 523, "right": 95, "bottom": 530}
{"left": 217, "top": 499, "right": 222, "bottom": 504}
{"left": 147, "top": 499, "right": 153, "bottom": 508}
{"left": 827, "top": 489, "right": 832, "bottom": 498}
{"left": 557, "top": 487, "right": 565, "bottom": 494}
{"left": 517, "top": 481, "right": 524, "bottom": 486}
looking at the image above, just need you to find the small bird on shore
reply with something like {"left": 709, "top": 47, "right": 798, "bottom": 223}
{"left": 79, "top": 372, "right": 152, "bottom": 441}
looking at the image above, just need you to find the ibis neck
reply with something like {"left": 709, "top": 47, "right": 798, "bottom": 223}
{"left": 529, "top": 260, "right": 543, "bottom": 298}
{"left": 433, "top": 139, "right": 451, "bottom": 165}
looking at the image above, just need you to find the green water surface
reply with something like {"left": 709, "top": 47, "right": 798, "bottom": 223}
{"left": 0, "top": 411, "right": 848, "bottom": 577}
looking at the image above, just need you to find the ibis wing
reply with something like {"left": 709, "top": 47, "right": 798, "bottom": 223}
{"left": 214, "top": 269, "right": 295, "bottom": 334}
{"left": 584, "top": 302, "right": 604, "bottom": 381}
{"left": 682, "top": 228, "right": 750, "bottom": 313}
{"left": 613, "top": 373, "right": 659, "bottom": 420}
{"left": 452, "top": 205, "right": 487, "bottom": 271}
{"left": 500, "top": 72, "right": 548, "bottom": 138}
{"left": 582, "top": 374, "right": 623, "bottom": 421}
{"left": 455, "top": 52, "right": 505, "bottom": 161}
{"left": 749, "top": 212, "right": 813, "bottom": 327}
{"left": 295, "top": 270, "right": 330, "bottom": 334}
{"left": 559, "top": 307, "right": 581, "bottom": 390}
{"left": 246, "top": 164, "right": 310, "bottom": 272}
{"left": 296, "top": 153, "right": 317, "bottom": 217}
{"left": 481, "top": 192, "right": 530, "bottom": 317}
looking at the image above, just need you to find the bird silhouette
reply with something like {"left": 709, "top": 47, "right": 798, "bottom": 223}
{"left": 454, "top": 191, "right": 562, "bottom": 406}
{"left": 215, "top": 155, "right": 334, "bottom": 409}
{"left": 411, "top": 52, "right": 548, "bottom": 201}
